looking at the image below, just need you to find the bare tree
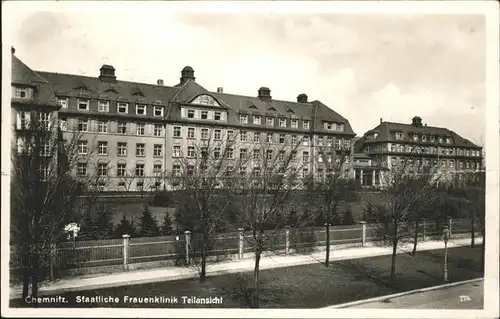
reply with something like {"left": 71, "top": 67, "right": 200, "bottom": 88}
{"left": 303, "top": 138, "right": 359, "bottom": 267}
{"left": 10, "top": 112, "right": 102, "bottom": 301}
{"left": 229, "top": 133, "right": 307, "bottom": 308}
{"left": 166, "top": 130, "right": 244, "bottom": 283}
{"left": 370, "top": 155, "right": 440, "bottom": 285}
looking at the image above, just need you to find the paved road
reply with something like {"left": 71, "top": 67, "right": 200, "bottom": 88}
{"left": 347, "top": 280, "right": 484, "bottom": 309}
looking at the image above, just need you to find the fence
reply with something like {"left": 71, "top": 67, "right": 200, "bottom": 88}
{"left": 9, "top": 217, "right": 480, "bottom": 279}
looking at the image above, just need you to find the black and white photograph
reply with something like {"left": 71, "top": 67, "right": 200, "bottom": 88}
{"left": 2, "top": 1, "right": 499, "bottom": 318}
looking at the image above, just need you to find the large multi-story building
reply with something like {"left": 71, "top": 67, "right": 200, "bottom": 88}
{"left": 353, "top": 116, "right": 483, "bottom": 187}
{"left": 11, "top": 50, "right": 357, "bottom": 192}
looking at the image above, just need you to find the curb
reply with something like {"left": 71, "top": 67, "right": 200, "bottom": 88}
{"left": 324, "top": 277, "right": 484, "bottom": 309}
{"left": 9, "top": 238, "right": 478, "bottom": 299}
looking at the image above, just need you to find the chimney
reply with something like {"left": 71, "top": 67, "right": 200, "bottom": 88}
{"left": 180, "top": 66, "right": 195, "bottom": 84}
{"left": 297, "top": 93, "right": 308, "bottom": 103}
{"left": 412, "top": 116, "right": 423, "bottom": 127}
{"left": 99, "top": 65, "right": 116, "bottom": 82}
{"left": 425, "top": 123, "right": 427, "bottom": 127}
{"left": 11, "top": 46, "right": 15, "bottom": 54}
{"left": 217, "top": 87, "right": 224, "bottom": 93}
{"left": 157, "top": 79, "right": 164, "bottom": 86}
{"left": 258, "top": 87, "right": 272, "bottom": 101}
{"left": 380, "top": 118, "right": 383, "bottom": 124}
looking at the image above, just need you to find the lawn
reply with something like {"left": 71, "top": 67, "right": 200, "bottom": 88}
{"left": 10, "top": 246, "right": 483, "bottom": 308}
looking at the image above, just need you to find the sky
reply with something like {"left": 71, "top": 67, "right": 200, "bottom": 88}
{"left": 7, "top": 3, "right": 486, "bottom": 146}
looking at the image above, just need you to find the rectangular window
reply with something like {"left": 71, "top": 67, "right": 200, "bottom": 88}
{"left": 253, "top": 116, "right": 261, "bottom": 125}
{"left": 279, "top": 118, "right": 286, "bottom": 127}
{"left": 117, "top": 163, "right": 127, "bottom": 177}
{"left": 135, "top": 164, "right": 145, "bottom": 177}
{"left": 98, "top": 141, "right": 108, "bottom": 155}
{"left": 227, "top": 130, "right": 234, "bottom": 140}
{"left": 18, "top": 111, "right": 30, "bottom": 129}
{"left": 226, "top": 148, "right": 234, "bottom": 159}
{"left": 154, "top": 106, "right": 163, "bottom": 117}
{"left": 303, "top": 120, "right": 310, "bottom": 129}
{"left": 240, "top": 148, "right": 247, "bottom": 159}
{"left": 154, "top": 124, "right": 163, "bottom": 137}
{"left": 173, "top": 164, "right": 181, "bottom": 177}
{"left": 118, "top": 102, "right": 128, "bottom": 113}
{"left": 173, "top": 126, "right": 181, "bottom": 138}
{"left": 58, "top": 97, "right": 68, "bottom": 108}
{"left": 430, "top": 136, "right": 435, "bottom": 142}
{"left": 136, "top": 123, "right": 145, "bottom": 136}
{"left": 240, "top": 166, "right": 247, "bottom": 176}
{"left": 253, "top": 149, "right": 260, "bottom": 160}
{"left": 201, "top": 110, "right": 208, "bottom": 119}
{"left": 303, "top": 136, "right": 309, "bottom": 146}
{"left": 187, "top": 146, "right": 195, "bottom": 158}
{"left": 278, "top": 150, "right": 285, "bottom": 161}
{"left": 78, "top": 120, "right": 88, "bottom": 132}
{"left": 60, "top": 119, "right": 67, "bottom": 131}
{"left": 459, "top": 161, "right": 464, "bottom": 169}
{"left": 266, "top": 150, "right": 273, "bottom": 161}
{"left": 279, "top": 134, "right": 285, "bottom": 144}
{"left": 95, "top": 163, "right": 107, "bottom": 177}
{"left": 214, "top": 112, "right": 221, "bottom": 121}
{"left": 317, "top": 136, "right": 324, "bottom": 146}
{"left": 438, "top": 137, "right": 443, "bottom": 144}
{"left": 240, "top": 114, "right": 248, "bottom": 124}
{"left": 240, "top": 131, "right": 247, "bottom": 142}
{"left": 253, "top": 132, "right": 260, "bottom": 143}
{"left": 98, "top": 121, "right": 108, "bottom": 133}
{"left": 78, "top": 99, "right": 89, "bottom": 110}
{"left": 38, "top": 112, "right": 50, "bottom": 129}
{"left": 214, "top": 147, "right": 221, "bottom": 159}
{"left": 449, "top": 160, "right": 454, "bottom": 168}
{"left": 153, "top": 164, "right": 162, "bottom": 176}
{"left": 266, "top": 117, "right": 274, "bottom": 126}
{"left": 117, "top": 142, "right": 127, "bottom": 156}
{"left": 466, "top": 161, "right": 470, "bottom": 169}
{"left": 291, "top": 135, "right": 297, "bottom": 145}
{"left": 201, "top": 128, "right": 209, "bottom": 140}
{"left": 214, "top": 129, "right": 222, "bottom": 140}
{"left": 173, "top": 145, "right": 181, "bottom": 157}
{"left": 98, "top": 100, "right": 109, "bottom": 112}
{"left": 136, "top": 104, "right": 146, "bottom": 115}
{"left": 291, "top": 119, "right": 298, "bottom": 129}
{"left": 187, "top": 127, "right": 195, "bottom": 138}
{"left": 136, "top": 143, "right": 145, "bottom": 156}
{"left": 253, "top": 166, "right": 261, "bottom": 177}
{"left": 154, "top": 144, "right": 162, "bottom": 157}
{"left": 303, "top": 151, "right": 309, "bottom": 162}
{"left": 422, "top": 135, "right": 428, "bottom": 142}
{"left": 39, "top": 142, "right": 50, "bottom": 157}
{"left": 118, "top": 122, "right": 127, "bottom": 134}
{"left": 15, "top": 87, "right": 31, "bottom": 99}
{"left": 446, "top": 137, "right": 452, "bottom": 144}
{"left": 187, "top": 109, "right": 195, "bottom": 118}
{"left": 77, "top": 163, "right": 87, "bottom": 177}
{"left": 302, "top": 167, "right": 309, "bottom": 178}
{"left": 267, "top": 133, "right": 273, "bottom": 143}
{"left": 395, "top": 132, "right": 404, "bottom": 140}
{"left": 77, "top": 141, "right": 88, "bottom": 154}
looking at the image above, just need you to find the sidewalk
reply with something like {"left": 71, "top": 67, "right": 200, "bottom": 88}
{"left": 10, "top": 237, "right": 477, "bottom": 299}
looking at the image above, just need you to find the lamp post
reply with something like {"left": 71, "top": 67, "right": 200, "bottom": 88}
{"left": 442, "top": 225, "right": 450, "bottom": 282}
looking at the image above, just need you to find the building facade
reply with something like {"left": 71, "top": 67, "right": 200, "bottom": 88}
{"left": 11, "top": 51, "right": 357, "bottom": 192}
{"left": 353, "top": 116, "right": 483, "bottom": 187}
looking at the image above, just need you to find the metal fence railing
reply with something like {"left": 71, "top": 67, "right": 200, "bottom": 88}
{"left": 10, "top": 218, "right": 478, "bottom": 278}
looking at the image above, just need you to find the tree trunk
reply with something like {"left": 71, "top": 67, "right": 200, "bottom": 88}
{"left": 480, "top": 228, "right": 485, "bottom": 272}
{"left": 412, "top": 219, "right": 419, "bottom": 256}
{"left": 21, "top": 245, "right": 30, "bottom": 301}
{"left": 470, "top": 215, "right": 475, "bottom": 248}
{"left": 252, "top": 250, "right": 262, "bottom": 308}
{"left": 390, "top": 220, "right": 398, "bottom": 286}
{"left": 31, "top": 251, "right": 40, "bottom": 302}
{"left": 325, "top": 222, "right": 330, "bottom": 267}
{"left": 200, "top": 232, "right": 207, "bottom": 283}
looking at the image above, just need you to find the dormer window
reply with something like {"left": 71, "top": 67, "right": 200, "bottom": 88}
{"left": 395, "top": 132, "right": 404, "bottom": 140}
{"left": 154, "top": 106, "right": 163, "bottom": 117}
{"left": 438, "top": 137, "right": 443, "bottom": 144}
{"left": 291, "top": 119, "right": 298, "bottom": 129}
{"left": 98, "top": 100, "right": 109, "bottom": 112}
{"left": 336, "top": 123, "right": 344, "bottom": 131}
{"left": 253, "top": 115, "right": 261, "bottom": 125}
{"left": 266, "top": 117, "right": 274, "bottom": 126}
{"left": 446, "top": 137, "right": 452, "bottom": 144}
{"left": 240, "top": 114, "right": 248, "bottom": 124}
{"left": 279, "top": 118, "right": 286, "bottom": 127}
{"left": 187, "top": 109, "right": 195, "bottom": 118}
{"left": 430, "top": 136, "right": 435, "bottom": 142}
{"left": 14, "top": 86, "right": 33, "bottom": 99}
{"left": 57, "top": 97, "right": 68, "bottom": 108}
{"left": 326, "top": 123, "right": 333, "bottom": 130}
{"left": 118, "top": 102, "right": 128, "bottom": 113}
{"left": 422, "top": 135, "right": 427, "bottom": 141}
{"left": 303, "top": 120, "right": 310, "bottom": 130}
{"left": 365, "top": 146, "right": 372, "bottom": 153}
{"left": 214, "top": 112, "right": 222, "bottom": 121}
{"left": 201, "top": 110, "right": 208, "bottom": 120}
{"left": 413, "top": 134, "right": 418, "bottom": 141}
{"left": 78, "top": 98, "right": 89, "bottom": 111}
{"left": 136, "top": 104, "right": 146, "bottom": 115}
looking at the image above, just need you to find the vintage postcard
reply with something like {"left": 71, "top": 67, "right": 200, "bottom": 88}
{"left": 1, "top": 1, "right": 499, "bottom": 318}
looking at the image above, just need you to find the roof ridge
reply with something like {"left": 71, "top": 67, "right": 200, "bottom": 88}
{"left": 212, "top": 90, "right": 313, "bottom": 106}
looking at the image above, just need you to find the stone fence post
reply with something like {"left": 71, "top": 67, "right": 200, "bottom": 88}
{"left": 184, "top": 230, "right": 191, "bottom": 265}
{"left": 122, "top": 234, "right": 130, "bottom": 270}
{"left": 447, "top": 216, "right": 453, "bottom": 236}
{"left": 285, "top": 226, "right": 290, "bottom": 255}
{"left": 359, "top": 221, "right": 367, "bottom": 247}
{"left": 238, "top": 228, "right": 244, "bottom": 259}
